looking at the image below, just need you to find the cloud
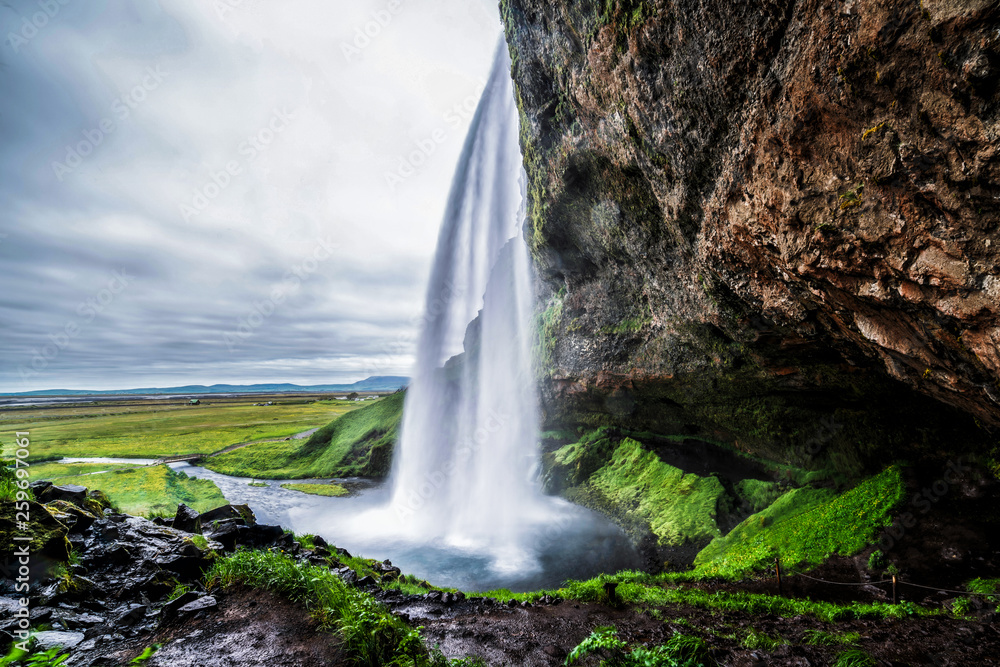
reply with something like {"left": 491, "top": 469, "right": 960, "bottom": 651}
{"left": 0, "top": 0, "right": 500, "bottom": 391}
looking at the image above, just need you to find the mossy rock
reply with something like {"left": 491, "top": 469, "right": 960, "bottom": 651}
{"left": 0, "top": 500, "right": 71, "bottom": 575}
{"left": 43, "top": 500, "right": 98, "bottom": 532}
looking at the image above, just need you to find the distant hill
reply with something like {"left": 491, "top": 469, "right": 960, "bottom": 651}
{"left": 1, "top": 376, "right": 409, "bottom": 397}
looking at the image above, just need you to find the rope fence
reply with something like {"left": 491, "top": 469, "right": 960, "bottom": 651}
{"left": 772, "top": 557, "right": 999, "bottom": 604}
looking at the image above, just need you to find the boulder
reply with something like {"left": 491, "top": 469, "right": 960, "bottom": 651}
{"left": 37, "top": 484, "right": 87, "bottom": 506}
{"left": 0, "top": 501, "right": 70, "bottom": 573}
{"left": 43, "top": 501, "right": 98, "bottom": 534}
{"left": 32, "top": 630, "right": 84, "bottom": 650}
{"left": 199, "top": 504, "right": 256, "bottom": 527}
{"left": 177, "top": 595, "right": 217, "bottom": 614}
{"left": 171, "top": 504, "right": 201, "bottom": 534}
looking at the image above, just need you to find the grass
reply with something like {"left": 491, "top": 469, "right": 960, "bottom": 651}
{"left": 280, "top": 482, "right": 349, "bottom": 497}
{"left": 802, "top": 628, "right": 861, "bottom": 646}
{"left": 471, "top": 569, "right": 932, "bottom": 623}
{"left": 692, "top": 466, "right": 906, "bottom": 578}
{"left": 44, "top": 465, "right": 226, "bottom": 516}
{"left": 204, "top": 392, "right": 404, "bottom": 479}
{"left": 0, "top": 398, "right": 360, "bottom": 460}
{"left": 205, "top": 549, "right": 432, "bottom": 667}
{"left": 566, "top": 626, "right": 714, "bottom": 667}
{"left": 30, "top": 461, "right": 143, "bottom": 479}
{"left": 833, "top": 648, "right": 877, "bottom": 667}
{"left": 741, "top": 629, "right": 784, "bottom": 651}
{"left": 579, "top": 438, "right": 727, "bottom": 547}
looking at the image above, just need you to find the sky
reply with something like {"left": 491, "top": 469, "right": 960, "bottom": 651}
{"left": 0, "top": 0, "right": 501, "bottom": 392}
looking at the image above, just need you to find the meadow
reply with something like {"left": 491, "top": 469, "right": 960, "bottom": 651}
{"left": 0, "top": 395, "right": 364, "bottom": 461}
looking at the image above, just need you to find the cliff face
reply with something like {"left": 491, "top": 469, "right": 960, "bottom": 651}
{"left": 502, "top": 0, "right": 1000, "bottom": 470}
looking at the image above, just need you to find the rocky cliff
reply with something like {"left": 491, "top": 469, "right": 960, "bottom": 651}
{"left": 502, "top": 0, "right": 1000, "bottom": 472}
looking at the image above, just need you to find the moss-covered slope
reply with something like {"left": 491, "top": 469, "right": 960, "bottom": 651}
{"left": 203, "top": 392, "right": 405, "bottom": 479}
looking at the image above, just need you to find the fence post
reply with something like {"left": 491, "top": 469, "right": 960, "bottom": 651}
{"left": 892, "top": 574, "right": 897, "bottom": 605}
{"left": 775, "top": 557, "right": 783, "bottom": 596}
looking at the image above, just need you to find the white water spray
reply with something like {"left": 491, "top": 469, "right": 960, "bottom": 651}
{"left": 387, "top": 40, "right": 548, "bottom": 567}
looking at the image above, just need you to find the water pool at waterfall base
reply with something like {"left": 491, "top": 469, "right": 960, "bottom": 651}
{"left": 179, "top": 462, "right": 641, "bottom": 592}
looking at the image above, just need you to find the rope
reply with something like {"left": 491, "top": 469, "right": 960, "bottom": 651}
{"left": 777, "top": 571, "right": 999, "bottom": 597}
{"left": 789, "top": 572, "right": 892, "bottom": 586}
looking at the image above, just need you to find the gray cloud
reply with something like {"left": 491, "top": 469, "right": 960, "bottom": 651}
{"left": 0, "top": 0, "right": 499, "bottom": 391}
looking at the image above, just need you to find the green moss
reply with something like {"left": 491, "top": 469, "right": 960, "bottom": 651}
{"left": 534, "top": 293, "right": 565, "bottom": 373}
{"left": 280, "top": 482, "right": 348, "bottom": 497}
{"left": 734, "top": 478, "right": 784, "bottom": 513}
{"left": 589, "top": 438, "right": 726, "bottom": 547}
{"left": 692, "top": 466, "right": 906, "bottom": 578}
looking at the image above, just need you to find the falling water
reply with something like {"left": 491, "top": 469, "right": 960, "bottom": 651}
{"left": 321, "top": 40, "right": 639, "bottom": 588}
{"left": 387, "top": 40, "right": 546, "bottom": 566}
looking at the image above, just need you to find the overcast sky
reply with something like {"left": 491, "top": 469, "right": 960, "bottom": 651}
{"left": 0, "top": 0, "right": 500, "bottom": 392}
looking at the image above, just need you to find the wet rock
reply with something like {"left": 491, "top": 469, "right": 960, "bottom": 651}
{"left": 203, "top": 518, "right": 249, "bottom": 551}
{"left": 115, "top": 604, "right": 147, "bottom": 626}
{"left": 338, "top": 568, "right": 358, "bottom": 586}
{"left": 1, "top": 501, "right": 71, "bottom": 570}
{"left": 162, "top": 592, "right": 202, "bottom": 618}
{"left": 199, "top": 504, "right": 256, "bottom": 527}
{"left": 38, "top": 484, "right": 87, "bottom": 506}
{"left": 424, "top": 591, "right": 443, "bottom": 602}
{"left": 507, "top": 599, "right": 518, "bottom": 608}
{"left": 312, "top": 535, "right": 328, "bottom": 548}
{"left": 355, "top": 576, "right": 377, "bottom": 588}
{"left": 32, "top": 630, "right": 84, "bottom": 650}
{"left": 171, "top": 504, "right": 202, "bottom": 534}
{"left": 177, "top": 595, "right": 217, "bottom": 614}
{"left": 154, "top": 553, "right": 208, "bottom": 579}
{"left": 245, "top": 524, "right": 284, "bottom": 547}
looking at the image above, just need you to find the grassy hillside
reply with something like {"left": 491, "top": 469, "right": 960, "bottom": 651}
{"left": 203, "top": 391, "right": 405, "bottom": 479}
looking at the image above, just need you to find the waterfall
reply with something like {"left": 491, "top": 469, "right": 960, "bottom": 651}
{"left": 387, "top": 39, "right": 545, "bottom": 565}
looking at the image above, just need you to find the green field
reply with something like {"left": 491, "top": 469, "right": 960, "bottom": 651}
{"left": 45, "top": 464, "right": 227, "bottom": 516}
{"left": 0, "top": 397, "right": 363, "bottom": 460}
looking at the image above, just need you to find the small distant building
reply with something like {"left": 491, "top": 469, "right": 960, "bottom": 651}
{"left": 189, "top": 399, "right": 200, "bottom": 405}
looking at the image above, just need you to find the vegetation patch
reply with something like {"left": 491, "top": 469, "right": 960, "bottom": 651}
{"left": 587, "top": 438, "right": 726, "bottom": 547}
{"left": 203, "top": 393, "right": 403, "bottom": 479}
{"left": 693, "top": 466, "right": 906, "bottom": 579}
{"left": 280, "top": 482, "right": 349, "bottom": 497}
{"left": 30, "top": 461, "right": 143, "bottom": 479}
{"left": 44, "top": 465, "right": 226, "bottom": 517}
{"left": 566, "top": 626, "right": 714, "bottom": 667}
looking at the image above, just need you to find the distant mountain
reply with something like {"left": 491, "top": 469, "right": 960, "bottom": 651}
{"left": 0, "top": 376, "right": 409, "bottom": 397}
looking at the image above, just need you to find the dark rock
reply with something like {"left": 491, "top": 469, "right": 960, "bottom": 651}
{"left": 32, "top": 630, "right": 84, "bottom": 650}
{"left": 29, "top": 480, "right": 53, "bottom": 495}
{"left": 162, "top": 592, "right": 202, "bottom": 618}
{"left": 355, "top": 576, "right": 377, "bottom": 588}
{"left": 171, "top": 504, "right": 201, "bottom": 534}
{"left": 335, "top": 547, "right": 352, "bottom": 558}
{"left": 38, "top": 484, "right": 87, "bottom": 506}
{"left": 154, "top": 553, "right": 208, "bottom": 580}
{"left": 115, "top": 604, "right": 147, "bottom": 626}
{"left": 542, "top": 645, "right": 566, "bottom": 659}
{"left": 245, "top": 524, "right": 284, "bottom": 547}
{"left": 199, "top": 504, "right": 256, "bottom": 527}
{"left": 507, "top": 599, "right": 518, "bottom": 608}
{"left": 312, "top": 535, "right": 328, "bottom": 548}
{"left": 177, "top": 595, "right": 217, "bottom": 614}
{"left": 424, "top": 591, "right": 443, "bottom": 602}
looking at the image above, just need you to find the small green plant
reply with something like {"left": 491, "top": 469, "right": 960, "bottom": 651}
{"left": 833, "top": 648, "right": 877, "bottom": 667}
{"left": 838, "top": 183, "right": 864, "bottom": 210}
{"left": 565, "top": 626, "right": 714, "bottom": 666}
{"left": 951, "top": 597, "right": 972, "bottom": 616}
{"left": 166, "top": 584, "right": 191, "bottom": 602}
{"left": 189, "top": 535, "right": 209, "bottom": 550}
{"left": 741, "top": 629, "right": 783, "bottom": 651}
{"left": 130, "top": 644, "right": 161, "bottom": 664}
{"left": 867, "top": 550, "right": 885, "bottom": 571}
{"left": 0, "top": 645, "right": 69, "bottom": 667}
